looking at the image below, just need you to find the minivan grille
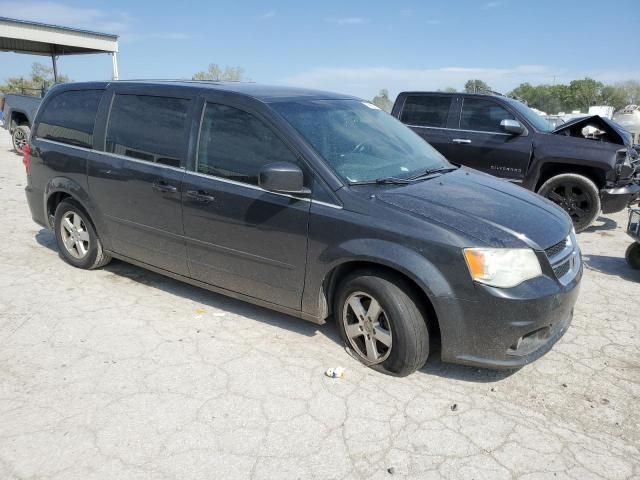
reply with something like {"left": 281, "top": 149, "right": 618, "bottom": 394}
{"left": 545, "top": 239, "right": 567, "bottom": 259}
{"left": 543, "top": 233, "right": 580, "bottom": 285}
{"left": 552, "top": 259, "right": 571, "bottom": 279}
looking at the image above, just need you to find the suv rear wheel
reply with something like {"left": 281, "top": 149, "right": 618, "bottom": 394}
{"left": 54, "top": 199, "right": 111, "bottom": 269}
{"left": 335, "top": 271, "right": 430, "bottom": 376}
{"left": 537, "top": 173, "right": 600, "bottom": 232}
{"left": 12, "top": 125, "right": 30, "bottom": 155}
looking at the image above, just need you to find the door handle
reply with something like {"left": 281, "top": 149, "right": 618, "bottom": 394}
{"left": 152, "top": 180, "right": 178, "bottom": 193}
{"left": 452, "top": 138, "right": 472, "bottom": 144}
{"left": 186, "top": 190, "right": 216, "bottom": 203}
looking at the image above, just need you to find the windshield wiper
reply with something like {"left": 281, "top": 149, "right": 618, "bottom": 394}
{"left": 407, "top": 166, "right": 459, "bottom": 181}
{"left": 349, "top": 176, "right": 411, "bottom": 186}
{"left": 348, "top": 166, "right": 459, "bottom": 185}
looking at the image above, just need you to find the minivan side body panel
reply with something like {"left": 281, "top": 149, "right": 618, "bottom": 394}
{"left": 87, "top": 84, "right": 198, "bottom": 276}
{"left": 27, "top": 84, "right": 107, "bottom": 235}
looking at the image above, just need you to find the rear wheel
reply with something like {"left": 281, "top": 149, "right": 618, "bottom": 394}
{"left": 12, "top": 125, "right": 30, "bottom": 155}
{"left": 537, "top": 173, "right": 600, "bottom": 232}
{"left": 335, "top": 271, "right": 430, "bottom": 376}
{"left": 626, "top": 243, "right": 640, "bottom": 270}
{"left": 54, "top": 199, "right": 111, "bottom": 269}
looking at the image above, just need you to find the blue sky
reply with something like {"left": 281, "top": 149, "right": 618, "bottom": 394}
{"left": 1, "top": 0, "right": 638, "bottom": 100}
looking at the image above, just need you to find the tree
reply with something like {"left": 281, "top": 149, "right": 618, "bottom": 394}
{"left": 464, "top": 79, "right": 491, "bottom": 93}
{"left": 568, "top": 78, "right": 604, "bottom": 111}
{"left": 371, "top": 89, "right": 393, "bottom": 112}
{"left": 615, "top": 80, "right": 640, "bottom": 105}
{"left": 192, "top": 64, "right": 244, "bottom": 81}
{"left": 599, "top": 85, "right": 627, "bottom": 111}
{"left": 0, "top": 62, "right": 69, "bottom": 95}
{"left": 438, "top": 87, "right": 457, "bottom": 93}
{"left": 509, "top": 83, "right": 569, "bottom": 114}
{"left": 508, "top": 78, "right": 640, "bottom": 115}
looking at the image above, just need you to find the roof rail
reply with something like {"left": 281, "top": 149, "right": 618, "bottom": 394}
{"left": 111, "top": 78, "right": 254, "bottom": 84}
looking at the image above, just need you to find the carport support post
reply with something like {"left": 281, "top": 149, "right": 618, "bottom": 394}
{"left": 111, "top": 52, "right": 119, "bottom": 80}
{"left": 50, "top": 46, "right": 58, "bottom": 83}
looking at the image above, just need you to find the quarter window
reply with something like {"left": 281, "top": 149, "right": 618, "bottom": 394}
{"left": 400, "top": 95, "right": 452, "bottom": 128}
{"left": 36, "top": 90, "right": 103, "bottom": 148}
{"left": 106, "top": 94, "right": 190, "bottom": 167}
{"left": 197, "top": 103, "right": 300, "bottom": 185}
{"left": 460, "top": 98, "right": 515, "bottom": 133}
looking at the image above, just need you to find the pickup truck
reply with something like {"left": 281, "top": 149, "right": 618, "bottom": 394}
{"left": 392, "top": 91, "right": 640, "bottom": 231}
{"left": 2, "top": 93, "right": 42, "bottom": 155}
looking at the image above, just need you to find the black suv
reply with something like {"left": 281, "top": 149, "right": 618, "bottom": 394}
{"left": 392, "top": 92, "right": 640, "bottom": 231}
{"left": 24, "top": 81, "right": 581, "bottom": 375}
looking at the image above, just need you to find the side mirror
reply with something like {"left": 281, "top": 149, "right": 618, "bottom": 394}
{"left": 259, "top": 162, "right": 309, "bottom": 194}
{"left": 500, "top": 119, "right": 525, "bottom": 135}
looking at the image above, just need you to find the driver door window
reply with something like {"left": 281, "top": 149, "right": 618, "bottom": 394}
{"left": 460, "top": 98, "right": 515, "bottom": 133}
{"left": 197, "top": 103, "right": 302, "bottom": 186}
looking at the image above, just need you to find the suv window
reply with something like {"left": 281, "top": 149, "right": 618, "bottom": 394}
{"left": 460, "top": 98, "right": 515, "bottom": 133}
{"left": 36, "top": 90, "right": 103, "bottom": 148}
{"left": 400, "top": 95, "right": 452, "bottom": 128}
{"left": 106, "top": 94, "right": 190, "bottom": 167}
{"left": 197, "top": 103, "right": 300, "bottom": 185}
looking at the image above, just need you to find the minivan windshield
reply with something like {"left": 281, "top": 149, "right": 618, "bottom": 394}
{"left": 271, "top": 99, "right": 449, "bottom": 183}
{"left": 505, "top": 98, "right": 554, "bottom": 133}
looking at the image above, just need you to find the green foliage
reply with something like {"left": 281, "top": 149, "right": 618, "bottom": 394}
{"left": 371, "top": 89, "right": 393, "bottom": 112}
{"left": 615, "top": 80, "right": 640, "bottom": 105}
{"left": 568, "top": 78, "right": 603, "bottom": 111}
{"left": 464, "top": 79, "right": 491, "bottom": 93}
{"left": 507, "top": 79, "right": 640, "bottom": 114}
{"left": 439, "top": 87, "right": 457, "bottom": 93}
{"left": 599, "top": 85, "right": 627, "bottom": 111}
{"left": 510, "top": 83, "right": 569, "bottom": 113}
{"left": 192, "top": 64, "right": 244, "bottom": 81}
{"left": 0, "top": 62, "right": 70, "bottom": 96}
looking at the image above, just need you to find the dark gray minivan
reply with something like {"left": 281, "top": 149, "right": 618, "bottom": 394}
{"left": 24, "top": 81, "right": 582, "bottom": 376}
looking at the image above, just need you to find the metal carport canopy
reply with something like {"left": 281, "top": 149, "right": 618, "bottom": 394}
{"left": 0, "top": 16, "right": 119, "bottom": 80}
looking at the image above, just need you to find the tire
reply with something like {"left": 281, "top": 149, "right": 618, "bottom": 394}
{"left": 537, "top": 173, "right": 601, "bottom": 233}
{"left": 12, "top": 125, "right": 30, "bottom": 155}
{"left": 626, "top": 243, "right": 640, "bottom": 270}
{"left": 54, "top": 199, "right": 111, "bottom": 269}
{"left": 335, "top": 270, "right": 430, "bottom": 376}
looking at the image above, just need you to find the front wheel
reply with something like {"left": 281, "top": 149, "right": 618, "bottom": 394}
{"left": 335, "top": 271, "right": 430, "bottom": 376}
{"left": 626, "top": 243, "right": 640, "bottom": 270}
{"left": 12, "top": 125, "right": 30, "bottom": 155}
{"left": 537, "top": 173, "right": 601, "bottom": 233}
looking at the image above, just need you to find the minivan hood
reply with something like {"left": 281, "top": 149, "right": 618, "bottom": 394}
{"left": 375, "top": 169, "right": 570, "bottom": 249}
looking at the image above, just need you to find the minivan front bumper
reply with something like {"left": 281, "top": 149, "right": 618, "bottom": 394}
{"left": 435, "top": 266, "right": 582, "bottom": 369}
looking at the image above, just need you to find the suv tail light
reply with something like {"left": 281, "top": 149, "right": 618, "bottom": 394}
{"left": 23, "top": 144, "right": 31, "bottom": 175}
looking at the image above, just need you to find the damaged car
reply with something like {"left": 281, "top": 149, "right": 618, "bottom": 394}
{"left": 392, "top": 92, "right": 640, "bottom": 231}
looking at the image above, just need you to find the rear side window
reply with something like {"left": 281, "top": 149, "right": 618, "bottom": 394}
{"left": 400, "top": 95, "right": 452, "bottom": 128}
{"left": 460, "top": 98, "right": 515, "bottom": 133}
{"left": 106, "top": 94, "right": 190, "bottom": 167}
{"left": 197, "top": 103, "right": 300, "bottom": 185}
{"left": 36, "top": 90, "right": 103, "bottom": 148}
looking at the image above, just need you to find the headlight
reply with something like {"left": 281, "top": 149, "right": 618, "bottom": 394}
{"left": 463, "top": 248, "right": 542, "bottom": 288}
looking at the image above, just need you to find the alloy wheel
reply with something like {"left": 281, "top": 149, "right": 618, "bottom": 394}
{"left": 342, "top": 291, "right": 393, "bottom": 363}
{"left": 60, "top": 212, "right": 90, "bottom": 259}
{"left": 544, "top": 183, "right": 593, "bottom": 223}
{"left": 13, "top": 129, "right": 27, "bottom": 151}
